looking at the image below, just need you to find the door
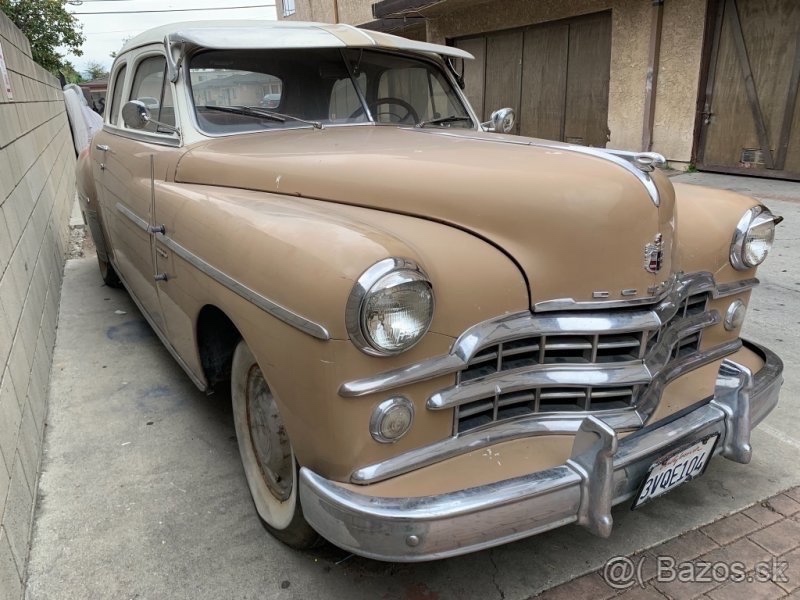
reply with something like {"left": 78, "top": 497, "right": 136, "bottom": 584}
{"left": 98, "top": 52, "right": 179, "bottom": 334}
{"left": 697, "top": 0, "right": 800, "bottom": 179}
{"left": 454, "top": 11, "right": 612, "bottom": 146}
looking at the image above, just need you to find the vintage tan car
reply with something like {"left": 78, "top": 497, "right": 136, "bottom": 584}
{"left": 76, "top": 20, "right": 784, "bottom": 561}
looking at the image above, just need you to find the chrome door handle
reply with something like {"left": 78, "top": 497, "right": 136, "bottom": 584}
{"left": 96, "top": 144, "right": 109, "bottom": 152}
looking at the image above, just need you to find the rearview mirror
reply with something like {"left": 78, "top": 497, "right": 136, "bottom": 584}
{"left": 481, "top": 107, "right": 515, "bottom": 134}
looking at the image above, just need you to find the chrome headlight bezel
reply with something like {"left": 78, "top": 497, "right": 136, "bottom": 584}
{"left": 345, "top": 258, "right": 435, "bottom": 356}
{"left": 730, "top": 206, "right": 776, "bottom": 270}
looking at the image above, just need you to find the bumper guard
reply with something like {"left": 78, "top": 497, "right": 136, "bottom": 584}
{"left": 299, "top": 341, "right": 783, "bottom": 561}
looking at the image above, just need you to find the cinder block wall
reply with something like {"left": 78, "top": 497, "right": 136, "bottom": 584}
{"left": 0, "top": 12, "right": 75, "bottom": 599}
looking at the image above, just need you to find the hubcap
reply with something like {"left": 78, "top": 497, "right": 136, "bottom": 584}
{"left": 245, "top": 365, "right": 293, "bottom": 501}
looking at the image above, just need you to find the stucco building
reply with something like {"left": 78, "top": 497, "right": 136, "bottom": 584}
{"left": 278, "top": 0, "right": 800, "bottom": 180}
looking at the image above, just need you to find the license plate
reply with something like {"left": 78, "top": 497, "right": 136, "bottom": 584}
{"left": 633, "top": 434, "right": 719, "bottom": 509}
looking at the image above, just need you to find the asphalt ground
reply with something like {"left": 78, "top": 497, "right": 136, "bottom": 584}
{"left": 24, "top": 173, "right": 800, "bottom": 600}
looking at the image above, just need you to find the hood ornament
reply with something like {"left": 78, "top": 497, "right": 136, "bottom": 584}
{"left": 644, "top": 233, "right": 664, "bottom": 273}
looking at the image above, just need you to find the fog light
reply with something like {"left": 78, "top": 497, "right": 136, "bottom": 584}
{"left": 724, "top": 300, "right": 746, "bottom": 331}
{"left": 370, "top": 397, "right": 414, "bottom": 443}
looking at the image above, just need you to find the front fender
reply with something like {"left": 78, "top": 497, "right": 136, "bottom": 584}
{"left": 152, "top": 183, "right": 528, "bottom": 480}
{"left": 673, "top": 182, "right": 765, "bottom": 283}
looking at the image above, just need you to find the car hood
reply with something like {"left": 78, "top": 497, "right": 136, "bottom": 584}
{"left": 175, "top": 126, "right": 677, "bottom": 307}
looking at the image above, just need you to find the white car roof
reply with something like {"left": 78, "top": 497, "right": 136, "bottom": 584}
{"left": 119, "top": 20, "right": 473, "bottom": 60}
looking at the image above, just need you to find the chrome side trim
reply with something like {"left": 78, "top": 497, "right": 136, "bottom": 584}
{"left": 155, "top": 234, "right": 330, "bottom": 340}
{"left": 114, "top": 206, "right": 330, "bottom": 341}
{"left": 116, "top": 202, "right": 150, "bottom": 232}
{"left": 350, "top": 339, "right": 738, "bottom": 485}
{"left": 339, "top": 271, "right": 733, "bottom": 398}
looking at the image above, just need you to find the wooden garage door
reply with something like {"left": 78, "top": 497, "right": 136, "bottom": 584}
{"left": 454, "top": 12, "right": 611, "bottom": 147}
{"left": 697, "top": 0, "right": 800, "bottom": 180}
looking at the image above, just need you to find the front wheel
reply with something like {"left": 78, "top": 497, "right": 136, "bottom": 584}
{"left": 97, "top": 253, "right": 122, "bottom": 288}
{"left": 231, "top": 339, "right": 321, "bottom": 549}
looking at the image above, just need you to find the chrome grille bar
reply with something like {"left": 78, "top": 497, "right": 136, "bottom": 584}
{"left": 339, "top": 271, "right": 750, "bottom": 399}
{"left": 448, "top": 300, "right": 719, "bottom": 434}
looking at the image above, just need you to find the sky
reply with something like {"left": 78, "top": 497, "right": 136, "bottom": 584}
{"left": 64, "top": 0, "right": 278, "bottom": 76}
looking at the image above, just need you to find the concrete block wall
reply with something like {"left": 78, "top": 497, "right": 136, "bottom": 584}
{"left": 0, "top": 12, "right": 75, "bottom": 600}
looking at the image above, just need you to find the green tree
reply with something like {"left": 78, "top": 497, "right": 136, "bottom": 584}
{"left": 83, "top": 60, "right": 108, "bottom": 81}
{"left": 0, "top": 0, "right": 85, "bottom": 72}
{"left": 60, "top": 60, "right": 84, "bottom": 84}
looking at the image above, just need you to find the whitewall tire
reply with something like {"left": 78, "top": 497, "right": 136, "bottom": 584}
{"left": 231, "top": 339, "right": 321, "bottom": 549}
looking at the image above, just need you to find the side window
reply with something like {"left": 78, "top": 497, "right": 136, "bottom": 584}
{"left": 108, "top": 64, "right": 127, "bottom": 126}
{"left": 129, "top": 55, "right": 175, "bottom": 133}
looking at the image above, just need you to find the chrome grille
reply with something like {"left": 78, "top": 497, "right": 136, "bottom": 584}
{"left": 454, "top": 292, "right": 709, "bottom": 434}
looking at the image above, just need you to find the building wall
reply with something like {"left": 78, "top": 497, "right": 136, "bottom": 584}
{"left": 279, "top": 0, "right": 372, "bottom": 23}
{"left": 428, "top": 0, "right": 708, "bottom": 163}
{"left": 280, "top": 0, "right": 709, "bottom": 166}
{"left": 0, "top": 12, "right": 75, "bottom": 600}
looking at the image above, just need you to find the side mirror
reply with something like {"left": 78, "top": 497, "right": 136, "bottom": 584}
{"left": 121, "top": 100, "right": 151, "bottom": 129}
{"left": 121, "top": 99, "right": 179, "bottom": 134}
{"left": 481, "top": 107, "right": 515, "bottom": 133}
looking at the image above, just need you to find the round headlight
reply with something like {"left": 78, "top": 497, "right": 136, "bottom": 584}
{"left": 346, "top": 258, "right": 434, "bottom": 355}
{"left": 730, "top": 206, "right": 776, "bottom": 270}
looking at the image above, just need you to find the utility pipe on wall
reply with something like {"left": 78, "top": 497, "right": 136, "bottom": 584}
{"left": 642, "top": 0, "right": 665, "bottom": 152}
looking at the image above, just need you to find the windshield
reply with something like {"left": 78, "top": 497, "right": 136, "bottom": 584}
{"left": 188, "top": 48, "right": 474, "bottom": 134}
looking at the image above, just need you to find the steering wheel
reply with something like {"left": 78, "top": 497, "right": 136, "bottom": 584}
{"left": 350, "top": 97, "right": 419, "bottom": 124}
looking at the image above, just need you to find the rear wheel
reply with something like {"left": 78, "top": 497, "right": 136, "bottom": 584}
{"left": 97, "top": 253, "right": 122, "bottom": 288}
{"left": 231, "top": 339, "right": 321, "bottom": 549}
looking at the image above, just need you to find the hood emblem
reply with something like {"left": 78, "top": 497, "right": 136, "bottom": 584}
{"left": 644, "top": 233, "right": 664, "bottom": 273}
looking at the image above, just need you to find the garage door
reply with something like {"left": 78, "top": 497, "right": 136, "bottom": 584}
{"left": 454, "top": 12, "right": 612, "bottom": 147}
{"left": 697, "top": 0, "right": 800, "bottom": 180}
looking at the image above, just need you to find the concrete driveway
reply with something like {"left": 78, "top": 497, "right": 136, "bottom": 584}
{"left": 24, "top": 173, "right": 800, "bottom": 600}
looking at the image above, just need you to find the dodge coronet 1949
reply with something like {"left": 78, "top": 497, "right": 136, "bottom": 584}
{"left": 76, "top": 20, "right": 784, "bottom": 561}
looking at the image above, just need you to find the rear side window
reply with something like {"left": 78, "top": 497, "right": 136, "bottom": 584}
{"left": 108, "top": 64, "right": 127, "bottom": 126}
{"left": 129, "top": 56, "right": 175, "bottom": 133}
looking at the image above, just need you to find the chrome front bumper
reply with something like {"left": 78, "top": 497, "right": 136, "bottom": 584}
{"left": 299, "top": 341, "right": 783, "bottom": 562}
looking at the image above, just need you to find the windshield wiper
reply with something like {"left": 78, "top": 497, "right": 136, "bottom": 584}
{"left": 199, "top": 105, "right": 323, "bottom": 129}
{"left": 416, "top": 115, "right": 472, "bottom": 128}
